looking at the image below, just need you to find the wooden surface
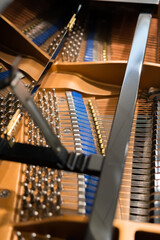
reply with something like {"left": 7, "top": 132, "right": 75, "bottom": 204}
{"left": 0, "top": 161, "right": 22, "bottom": 240}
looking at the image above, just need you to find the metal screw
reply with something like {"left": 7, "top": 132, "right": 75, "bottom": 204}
{"left": 0, "top": 189, "right": 10, "bottom": 198}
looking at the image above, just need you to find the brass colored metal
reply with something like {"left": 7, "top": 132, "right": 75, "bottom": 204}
{"left": 67, "top": 14, "right": 76, "bottom": 32}
{"left": 4, "top": 109, "right": 21, "bottom": 147}
{"left": 88, "top": 99, "right": 105, "bottom": 156}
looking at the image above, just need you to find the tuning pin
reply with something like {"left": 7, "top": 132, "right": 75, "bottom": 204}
{"left": 31, "top": 165, "right": 37, "bottom": 175}
{"left": 56, "top": 191, "right": 61, "bottom": 207}
{"left": 23, "top": 182, "right": 29, "bottom": 196}
{"left": 19, "top": 209, "right": 27, "bottom": 221}
{"left": 47, "top": 196, "right": 55, "bottom": 213}
{"left": 48, "top": 92, "right": 52, "bottom": 100}
{"left": 35, "top": 195, "right": 41, "bottom": 208}
{"left": 41, "top": 204, "right": 47, "bottom": 218}
{"left": 31, "top": 177, "right": 36, "bottom": 190}
{"left": 42, "top": 88, "right": 46, "bottom": 96}
{"left": 56, "top": 126, "right": 60, "bottom": 136}
{"left": 52, "top": 88, "right": 55, "bottom": 95}
{"left": 44, "top": 177, "right": 49, "bottom": 187}
{"left": 39, "top": 138, "right": 43, "bottom": 146}
{"left": 55, "top": 116, "right": 59, "bottom": 124}
{"left": 16, "top": 231, "right": 25, "bottom": 240}
{"left": 49, "top": 170, "right": 55, "bottom": 178}
{"left": 36, "top": 182, "right": 42, "bottom": 192}
{"left": 43, "top": 189, "right": 49, "bottom": 202}
{"left": 28, "top": 203, "right": 33, "bottom": 218}
{"left": 29, "top": 189, "right": 35, "bottom": 202}
{"left": 37, "top": 169, "right": 42, "bottom": 177}
{"left": 46, "top": 234, "right": 52, "bottom": 239}
{"left": 49, "top": 183, "right": 55, "bottom": 194}
{"left": 33, "top": 210, "right": 39, "bottom": 219}
{"left": 56, "top": 204, "right": 61, "bottom": 215}
{"left": 31, "top": 232, "right": 37, "bottom": 240}
{"left": 22, "top": 195, "right": 28, "bottom": 209}
{"left": 57, "top": 177, "right": 62, "bottom": 191}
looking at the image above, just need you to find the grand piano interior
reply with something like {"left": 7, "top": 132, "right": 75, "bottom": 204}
{"left": 0, "top": 0, "right": 160, "bottom": 239}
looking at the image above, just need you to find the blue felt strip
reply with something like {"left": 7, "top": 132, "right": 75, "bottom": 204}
{"left": 32, "top": 23, "right": 60, "bottom": 46}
